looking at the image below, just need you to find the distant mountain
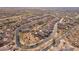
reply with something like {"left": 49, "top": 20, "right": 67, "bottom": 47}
{"left": 0, "top": 7, "right": 79, "bottom": 12}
